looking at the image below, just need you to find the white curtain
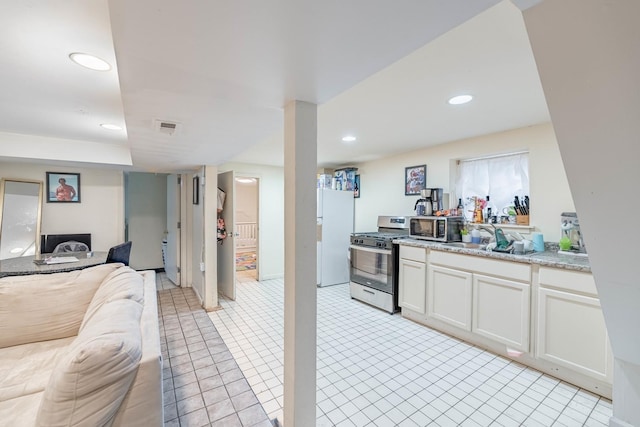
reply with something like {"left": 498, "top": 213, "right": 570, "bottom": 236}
{"left": 456, "top": 153, "right": 529, "bottom": 221}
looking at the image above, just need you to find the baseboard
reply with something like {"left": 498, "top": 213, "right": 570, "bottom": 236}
{"left": 609, "top": 416, "right": 633, "bottom": 427}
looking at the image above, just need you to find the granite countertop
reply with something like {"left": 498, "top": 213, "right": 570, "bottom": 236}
{"left": 0, "top": 251, "right": 109, "bottom": 278}
{"left": 395, "top": 238, "right": 591, "bottom": 272}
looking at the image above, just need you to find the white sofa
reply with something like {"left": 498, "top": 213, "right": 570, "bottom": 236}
{"left": 0, "top": 263, "right": 163, "bottom": 427}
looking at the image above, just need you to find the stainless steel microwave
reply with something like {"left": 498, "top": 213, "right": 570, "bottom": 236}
{"left": 409, "top": 216, "right": 464, "bottom": 242}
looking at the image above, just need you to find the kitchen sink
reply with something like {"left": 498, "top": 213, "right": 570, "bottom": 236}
{"left": 441, "top": 242, "right": 487, "bottom": 250}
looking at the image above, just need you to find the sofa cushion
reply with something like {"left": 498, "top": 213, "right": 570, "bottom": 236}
{"left": 0, "top": 263, "right": 123, "bottom": 349}
{"left": 0, "top": 337, "right": 75, "bottom": 402}
{"left": 80, "top": 266, "right": 144, "bottom": 332}
{"left": 0, "top": 391, "right": 42, "bottom": 427}
{"left": 35, "top": 298, "right": 143, "bottom": 427}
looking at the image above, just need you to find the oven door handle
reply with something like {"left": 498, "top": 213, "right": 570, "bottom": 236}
{"left": 350, "top": 245, "right": 392, "bottom": 255}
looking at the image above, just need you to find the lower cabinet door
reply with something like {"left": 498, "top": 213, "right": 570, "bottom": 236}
{"left": 398, "top": 258, "right": 426, "bottom": 314}
{"left": 427, "top": 265, "right": 472, "bottom": 330}
{"left": 537, "top": 287, "right": 613, "bottom": 382}
{"left": 472, "top": 274, "right": 530, "bottom": 352}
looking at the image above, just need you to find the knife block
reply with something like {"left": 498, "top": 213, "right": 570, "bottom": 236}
{"left": 516, "top": 214, "right": 529, "bottom": 225}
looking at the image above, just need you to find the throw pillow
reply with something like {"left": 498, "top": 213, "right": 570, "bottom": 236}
{"left": 35, "top": 298, "right": 143, "bottom": 427}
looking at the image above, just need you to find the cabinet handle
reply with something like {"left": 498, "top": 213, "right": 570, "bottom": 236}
{"left": 363, "top": 288, "right": 375, "bottom": 295}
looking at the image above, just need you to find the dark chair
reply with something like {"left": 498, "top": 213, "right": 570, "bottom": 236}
{"left": 42, "top": 233, "right": 91, "bottom": 254}
{"left": 53, "top": 241, "right": 90, "bottom": 253}
{"left": 106, "top": 241, "right": 132, "bottom": 266}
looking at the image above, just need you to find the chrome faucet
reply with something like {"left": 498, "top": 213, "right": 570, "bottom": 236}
{"left": 475, "top": 223, "right": 511, "bottom": 249}
{"left": 475, "top": 224, "right": 496, "bottom": 236}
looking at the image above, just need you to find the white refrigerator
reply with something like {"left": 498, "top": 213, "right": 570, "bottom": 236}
{"left": 317, "top": 188, "right": 355, "bottom": 287}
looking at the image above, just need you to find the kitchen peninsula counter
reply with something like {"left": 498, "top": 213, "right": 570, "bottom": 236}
{"left": 395, "top": 238, "right": 591, "bottom": 272}
{"left": 0, "top": 251, "right": 108, "bottom": 278}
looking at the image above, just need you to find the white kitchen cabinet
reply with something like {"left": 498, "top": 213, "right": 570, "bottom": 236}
{"left": 472, "top": 274, "right": 530, "bottom": 352}
{"left": 398, "top": 246, "right": 427, "bottom": 314}
{"left": 427, "top": 265, "right": 473, "bottom": 330}
{"left": 427, "top": 251, "right": 530, "bottom": 336}
{"left": 536, "top": 268, "right": 612, "bottom": 383}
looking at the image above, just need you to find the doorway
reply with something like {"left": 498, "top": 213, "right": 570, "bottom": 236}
{"left": 234, "top": 177, "right": 258, "bottom": 282}
{"left": 124, "top": 172, "right": 168, "bottom": 271}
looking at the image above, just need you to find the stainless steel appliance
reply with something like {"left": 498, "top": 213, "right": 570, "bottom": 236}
{"left": 409, "top": 215, "right": 464, "bottom": 242}
{"left": 560, "top": 212, "right": 586, "bottom": 254}
{"left": 414, "top": 194, "right": 431, "bottom": 216}
{"left": 425, "top": 188, "right": 444, "bottom": 213}
{"left": 349, "top": 216, "right": 410, "bottom": 313}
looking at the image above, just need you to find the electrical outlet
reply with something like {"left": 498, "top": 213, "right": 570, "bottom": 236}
{"left": 199, "top": 262, "right": 205, "bottom": 272}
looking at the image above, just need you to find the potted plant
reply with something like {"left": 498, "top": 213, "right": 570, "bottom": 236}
{"left": 461, "top": 226, "right": 472, "bottom": 243}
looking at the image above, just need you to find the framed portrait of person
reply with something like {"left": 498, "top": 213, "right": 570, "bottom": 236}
{"left": 46, "top": 172, "right": 81, "bottom": 203}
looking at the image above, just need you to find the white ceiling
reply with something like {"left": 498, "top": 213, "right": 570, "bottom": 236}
{"left": 0, "top": 0, "right": 548, "bottom": 172}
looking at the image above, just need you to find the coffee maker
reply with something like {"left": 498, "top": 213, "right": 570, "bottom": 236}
{"left": 425, "top": 188, "right": 443, "bottom": 213}
{"left": 415, "top": 191, "right": 432, "bottom": 216}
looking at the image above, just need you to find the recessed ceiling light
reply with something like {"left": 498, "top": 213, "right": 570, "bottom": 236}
{"left": 342, "top": 136, "right": 357, "bottom": 143}
{"left": 100, "top": 123, "right": 122, "bottom": 130}
{"left": 448, "top": 95, "right": 473, "bottom": 105}
{"left": 69, "top": 52, "right": 111, "bottom": 71}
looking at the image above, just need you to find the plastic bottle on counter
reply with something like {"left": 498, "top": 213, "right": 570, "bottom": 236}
{"left": 471, "top": 227, "right": 481, "bottom": 244}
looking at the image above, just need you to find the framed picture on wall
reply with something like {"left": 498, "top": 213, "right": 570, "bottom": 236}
{"left": 193, "top": 176, "right": 199, "bottom": 205}
{"left": 354, "top": 174, "right": 360, "bottom": 198}
{"left": 405, "top": 165, "right": 426, "bottom": 196}
{"left": 46, "top": 172, "right": 81, "bottom": 203}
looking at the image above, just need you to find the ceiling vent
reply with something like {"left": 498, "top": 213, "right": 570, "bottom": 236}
{"left": 154, "top": 119, "right": 182, "bottom": 136}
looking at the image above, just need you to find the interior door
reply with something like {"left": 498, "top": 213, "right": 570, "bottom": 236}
{"left": 217, "top": 171, "right": 235, "bottom": 299}
{"left": 166, "top": 174, "right": 180, "bottom": 285}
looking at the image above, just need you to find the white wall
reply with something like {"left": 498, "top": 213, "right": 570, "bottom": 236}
{"left": 354, "top": 123, "right": 574, "bottom": 241}
{"left": 0, "top": 162, "right": 124, "bottom": 251}
{"left": 125, "top": 172, "right": 167, "bottom": 270}
{"left": 220, "top": 124, "right": 571, "bottom": 280}
{"left": 524, "top": 1, "right": 640, "bottom": 425}
{"left": 219, "top": 162, "right": 284, "bottom": 280}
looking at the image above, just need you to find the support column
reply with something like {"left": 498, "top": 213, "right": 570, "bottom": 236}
{"left": 283, "top": 100, "right": 317, "bottom": 426}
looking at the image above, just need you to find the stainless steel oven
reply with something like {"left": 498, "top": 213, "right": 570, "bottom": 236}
{"left": 350, "top": 244, "right": 393, "bottom": 294}
{"left": 349, "top": 216, "right": 409, "bottom": 313}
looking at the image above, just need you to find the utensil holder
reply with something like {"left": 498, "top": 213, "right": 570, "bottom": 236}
{"left": 516, "top": 215, "right": 529, "bottom": 225}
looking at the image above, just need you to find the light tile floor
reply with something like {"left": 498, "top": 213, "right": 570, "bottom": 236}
{"left": 209, "top": 277, "right": 613, "bottom": 427}
{"left": 156, "top": 273, "right": 272, "bottom": 427}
